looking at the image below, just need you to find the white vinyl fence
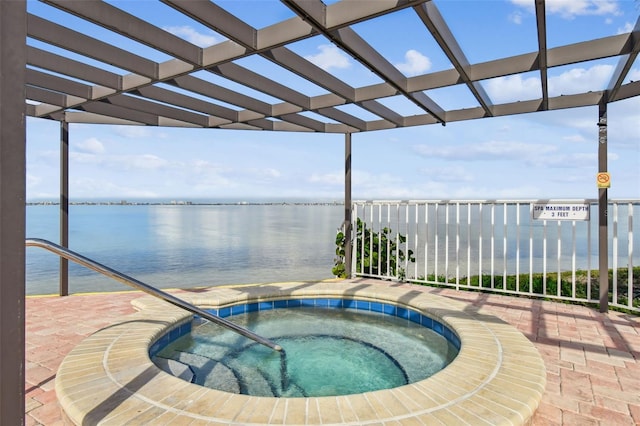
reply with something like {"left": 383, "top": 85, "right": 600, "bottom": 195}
{"left": 350, "top": 200, "right": 639, "bottom": 313}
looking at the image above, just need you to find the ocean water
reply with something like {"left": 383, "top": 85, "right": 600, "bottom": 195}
{"left": 26, "top": 203, "right": 344, "bottom": 295}
{"left": 26, "top": 201, "right": 639, "bottom": 295}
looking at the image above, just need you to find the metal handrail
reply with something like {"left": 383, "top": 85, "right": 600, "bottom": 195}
{"left": 25, "top": 238, "right": 282, "bottom": 352}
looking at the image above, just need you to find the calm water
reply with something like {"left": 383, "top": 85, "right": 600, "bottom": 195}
{"left": 26, "top": 204, "right": 344, "bottom": 295}
{"left": 27, "top": 202, "right": 639, "bottom": 295}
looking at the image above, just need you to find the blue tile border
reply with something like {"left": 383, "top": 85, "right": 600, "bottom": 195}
{"left": 149, "top": 320, "right": 191, "bottom": 357}
{"left": 149, "top": 298, "right": 461, "bottom": 357}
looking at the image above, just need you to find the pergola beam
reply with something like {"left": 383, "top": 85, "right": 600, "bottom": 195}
{"left": 43, "top": 0, "right": 203, "bottom": 66}
{"left": 208, "top": 62, "right": 311, "bottom": 109}
{"left": 413, "top": 1, "right": 494, "bottom": 117}
{"left": 262, "top": 47, "right": 356, "bottom": 102}
{"left": 281, "top": 0, "right": 446, "bottom": 124}
{"left": 162, "top": 0, "right": 257, "bottom": 50}
{"left": 104, "top": 94, "right": 210, "bottom": 127}
{"left": 27, "top": 14, "right": 159, "bottom": 79}
{"left": 535, "top": 0, "right": 549, "bottom": 110}
{"left": 169, "top": 75, "right": 271, "bottom": 117}
{"left": 606, "top": 15, "right": 640, "bottom": 102}
{"left": 134, "top": 85, "right": 239, "bottom": 123}
{"left": 27, "top": 46, "right": 123, "bottom": 90}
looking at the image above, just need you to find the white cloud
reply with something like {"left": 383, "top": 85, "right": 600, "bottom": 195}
{"left": 484, "top": 64, "right": 615, "bottom": 102}
{"left": 114, "top": 125, "right": 153, "bottom": 139}
{"left": 449, "top": 183, "right": 548, "bottom": 199}
{"left": 188, "top": 176, "right": 234, "bottom": 192}
{"left": 508, "top": 11, "right": 523, "bottom": 24}
{"left": 527, "top": 151, "right": 622, "bottom": 168}
{"left": 304, "top": 45, "right": 351, "bottom": 71}
{"left": 419, "top": 165, "right": 474, "bottom": 183}
{"left": 511, "top": 0, "right": 621, "bottom": 19}
{"left": 163, "top": 26, "right": 218, "bottom": 47}
{"left": 70, "top": 178, "right": 159, "bottom": 198}
{"left": 183, "top": 160, "right": 233, "bottom": 189}
{"left": 351, "top": 170, "right": 407, "bottom": 198}
{"left": 547, "top": 0, "right": 620, "bottom": 18}
{"left": 191, "top": 159, "right": 231, "bottom": 175}
{"left": 26, "top": 173, "right": 41, "bottom": 191}
{"left": 548, "top": 64, "right": 612, "bottom": 96}
{"left": 561, "top": 117, "right": 597, "bottom": 133}
{"left": 126, "top": 154, "right": 169, "bottom": 170}
{"left": 74, "top": 137, "right": 105, "bottom": 154}
{"left": 309, "top": 172, "right": 342, "bottom": 185}
{"left": 395, "top": 50, "right": 432, "bottom": 76}
{"left": 30, "top": 149, "right": 58, "bottom": 164}
{"left": 562, "top": 134, "right": 587, "bottom": 143}
{"left": 563, "top": 152, "right": 597, "bottom": 163}
{"left": 181, "top": 161, "right": 286, "bottom": 191}
{"left": 618, "top": 22, "right": 634, "bottom": 34}
{"left": 413, "top": 140, "right": 558, "bottom": 162}
{"left": 68, "top": 152, "right": 171, "bottom": 171}
{"left": 69, "top": 152, "right": 100, "bottom": 164}
{"left": 510, "top": 0, "right": 535, "bottom": 11}
{"left": 249, "top": 168, "right": 281, "bottom": 179}
{"left": 627, "top": 68, "right": 640, "bottom": 82}
{"left": 484, "top": 74, "right": 541, "bottom": 103}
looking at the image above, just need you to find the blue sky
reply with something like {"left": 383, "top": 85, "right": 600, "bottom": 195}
{"left": 26, "top": 0, "right": 640, "bottom": 202}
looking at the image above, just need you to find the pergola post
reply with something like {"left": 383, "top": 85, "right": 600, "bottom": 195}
{"left": 344, "top": 133, "right": 352, "bottom": 278}
{"left": 597, "top": 98, "right": 609, "bottom": 313}
{"left": 60, "top": 120, "right": 69, "bottom": 296}
{"left": 0, "top": 0, "right": 27, "bottom": 423}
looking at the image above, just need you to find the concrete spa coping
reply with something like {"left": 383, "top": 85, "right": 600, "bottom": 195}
{"left": 55, "top": 281, "right": 546, "bottom": 425}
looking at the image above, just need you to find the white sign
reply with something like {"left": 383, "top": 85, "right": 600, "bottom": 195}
{"left": 532, "top": 203, "right": 590, "bottom": 221}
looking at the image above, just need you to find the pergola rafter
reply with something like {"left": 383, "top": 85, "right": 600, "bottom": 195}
{"left": 607, "top": 17, "right": 640, "bottom": 102}
{"left": 534, "top": 0, "right": 549, "bottom": 111}
{"left": 413, "top": 1, "right": 494, "bottom": 117}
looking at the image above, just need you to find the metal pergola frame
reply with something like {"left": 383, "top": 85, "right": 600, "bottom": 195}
{"left": 23, "top": 0, "right": 640, "bottom": 130}
{"left": 2, "top": 0, "right": 640, "bottom": 423}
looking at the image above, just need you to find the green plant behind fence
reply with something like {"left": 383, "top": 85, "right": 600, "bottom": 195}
{"left": 333, "top": 218, "right": 415, "bottom": 280}
{"left": 413, "top": 267, "right": 639, "bottom": 309}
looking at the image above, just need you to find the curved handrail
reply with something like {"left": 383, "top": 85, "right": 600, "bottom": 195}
{"left": 25, "top": 238, "right": 282, "bottom": 352}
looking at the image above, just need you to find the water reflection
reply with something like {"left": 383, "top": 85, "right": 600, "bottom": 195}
{"left": 26, "top": 204, "right": 343, "bottom": 294}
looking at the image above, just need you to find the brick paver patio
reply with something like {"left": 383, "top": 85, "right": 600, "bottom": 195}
{"left": 25, "top": 280, "right": 640, "bottom": 425}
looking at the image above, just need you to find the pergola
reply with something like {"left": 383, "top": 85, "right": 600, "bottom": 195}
{"left": 2, "top": 0, "right": 639, "bottom": 423}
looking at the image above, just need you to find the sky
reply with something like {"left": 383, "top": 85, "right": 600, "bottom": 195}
{"left": 26, "top": 0, "right": 640, "bottom": 202}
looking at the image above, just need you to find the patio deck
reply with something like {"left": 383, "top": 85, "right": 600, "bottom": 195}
{"left": 26, "top": 279, "right": 640, "bottom": 425}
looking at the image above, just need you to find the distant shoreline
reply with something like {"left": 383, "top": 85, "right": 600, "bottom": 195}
{"left": 27, "top": 200, "right": 344, "bottom": 206}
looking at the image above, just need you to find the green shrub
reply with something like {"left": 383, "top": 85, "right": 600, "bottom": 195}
{"left": 333, "top": 218, "right": 415, "bottom": 280}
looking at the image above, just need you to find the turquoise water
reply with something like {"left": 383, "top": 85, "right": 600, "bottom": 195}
{"left": 153, "top": 307, "right": 457, "bottom": 397}
{"left": 26, "top": 203, "right": 343, "bottom": 295}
